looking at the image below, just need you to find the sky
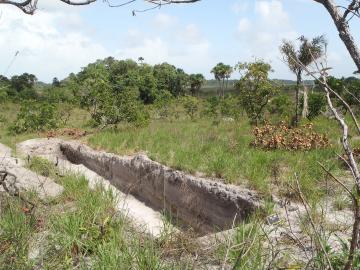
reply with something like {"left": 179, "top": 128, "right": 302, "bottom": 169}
{"left": 0, "top": 0, "right": 359, "bottom": 82}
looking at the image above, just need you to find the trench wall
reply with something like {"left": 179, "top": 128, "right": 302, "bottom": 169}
{"left": 60, "top": 141, "right": 262, "bottom": 235}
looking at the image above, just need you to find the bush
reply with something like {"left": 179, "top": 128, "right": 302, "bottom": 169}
{"left": 9, "top": 102, "right": 59, "bottom": 134}
{"left": 182, "top": 95, "right": 200, "bottom": 120}
{"left": 203, "top": 96, "right": 220, "bottom": 118}
{"left": 268, "top": 94, "right": 293, "bottom": 119}
{"left": 219, "top": 95, "right": 241, "bottom": 120}
{"left": 307, "top": 92, "right": 326, "bottom": 120}
{"left": 251, "top": 122, "right": 330, "bottom": 150}
{"left": 0, "top": 89, "right": 7, "bottom": 103}
{"left": 203, "top": 96, "right": 241, "bottom": 120}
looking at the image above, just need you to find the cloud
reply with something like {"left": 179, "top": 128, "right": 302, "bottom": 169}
{"left": 153, "top": 13, "right": 176, "bottom": 28}
{"left": 178, "top": 24, "right": 206, "bottom": 45}
{"left": 116, "top": 22, "right": 212, "bottom": 75}
{"left": 234, "top": 0, "right": 298, "bottom": 77}
{"left": 232, "top": 2, "right": 248, "bottom": 14}
{"left": 0, "top": 5, "right": 108, "bottom": 82}
{"left": 238, "top": 18, "right": 251, "bottom": 33}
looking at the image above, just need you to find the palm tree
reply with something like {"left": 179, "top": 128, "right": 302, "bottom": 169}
{"left": 138, "top": 56, "right": 144, "bottom": 64}
{"left": 280, "top": 35, "right": 327, "bottom": 125}
{"left": 211, "top": 63, "right": 233, "bottom": 98}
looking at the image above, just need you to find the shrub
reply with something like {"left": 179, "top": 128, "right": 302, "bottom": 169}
{"left": 219, "top": 95, "right": 241, "bottom": 120}
{"left": 203, "top": 96, "right": 220, "bottom": 118}
{"left": 0, "top": 89, "right": 7, "bottom": 103}
{"left": 182, "top": 95, "right": 200, "bottom": 120}
{"left": 268, "top": 94, "right": 293, "bottom": 119}
{"left": 251, "top": 121, "right": 330, "bottom": 150}
{"left": 307, "top": 92, "right": 326, "bottom": 120}
{"left": 153, "top": 91, "right": 174, "bottom": 119}
{"left": 9, "top": 102, "right": 59, "bottom": 134}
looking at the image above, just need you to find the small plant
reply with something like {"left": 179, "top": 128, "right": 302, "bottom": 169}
{"left": 251, "top": 121, "right": 330, "bottom": 150}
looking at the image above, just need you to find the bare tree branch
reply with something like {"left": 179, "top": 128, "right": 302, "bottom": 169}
{"left": 0, "top": 0, "right": 201, "bottom": 14}
{"left": 313, "top": 0, "right": 360, "bottom": 73}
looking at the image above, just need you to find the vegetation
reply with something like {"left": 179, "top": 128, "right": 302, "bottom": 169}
{"left": 0, "top": 158, "right": 197, "bottom": 269}
{"left": 280, "top": 35, "right": 327, "bottom": 124}
{"left": 211, "top": 62, "right": 233, "bottom": 97}
{"left": 235, "top": 60, "right": 277, "bottom": 125}
{"left": 2, "top": 0, "right": 360, "bottom": 268}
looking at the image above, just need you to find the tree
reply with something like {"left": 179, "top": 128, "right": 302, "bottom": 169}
{"left": 280, "top": 35, "right": 327, "bottom": 125}
{"left": 189, "top": 73, "right": 205, "bottom": 96}
{"left": 313, "top": 0, "right": 360, "bottom": 73}
{"left": 235, "top": 60, "right": 277, "bottom": 125}
{"left": 52, "top": 77, "right": 61, "bottom": 87}
{"left": 211, "top": 63, "right": 233, "bottom": 98}
{"left": 0, "top": 0, "right": 201, "bottom": 15}
{"left": 153, "top": 62, "right": 189, "bottom": 97}
{"left": 138, "top": 56, "right": 144, "bottom": 64}
{"left": 10, "top": 72, "right": 37, "bottom": 92}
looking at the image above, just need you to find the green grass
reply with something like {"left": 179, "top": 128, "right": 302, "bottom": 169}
{"left": 0, "top": 157, "right": 198, "bottom": 269}
{"left": 88, "top": 116, "right": 343, "bottom": 202}
{"left": 0, "top": 101, "right": 350, "bottom": 202}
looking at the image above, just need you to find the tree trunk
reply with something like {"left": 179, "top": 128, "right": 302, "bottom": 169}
{"left": 295, "top": 70, "right": 302, "bottom": 126}
{"left": 315, "top": 0, "right": 360, "bottom": 72}
{"left": 302, "top": 84, "right": 309, "bottom": 118}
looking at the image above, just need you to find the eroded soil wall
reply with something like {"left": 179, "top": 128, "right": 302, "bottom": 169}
{"left": 60, "top": 141, "right": 261, "bottom": 234}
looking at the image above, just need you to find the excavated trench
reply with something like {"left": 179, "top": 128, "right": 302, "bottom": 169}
{"left": 59, "top": 141, "right": 262, "bottom": 235}
{"left": 16, "top": 138, "right": 262, "bottom": 236}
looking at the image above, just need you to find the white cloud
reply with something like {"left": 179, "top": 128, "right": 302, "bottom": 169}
{"left": 232, "top": 2, "right": 248, "bottom": 14}
{"left": 0, "top": 5, "right": 108, "bottom": 82}
{"left": 116, "top": 23, "right": 212, "bottom": 74}
{"left": 153, "top": 13, "right": 176, "bottom": 28}
{"left": 238, "top": 18, "right": 251, "bottom": 33}
{"left": 178, "top": 24, "right": 205, "bottom": 45}
{"left": 234, "top": 0, "right": 298, "bottom": 77}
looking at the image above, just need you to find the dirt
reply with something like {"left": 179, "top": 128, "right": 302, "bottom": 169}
{"left": 0, "top": 142, "right": 63, "bottom": 200}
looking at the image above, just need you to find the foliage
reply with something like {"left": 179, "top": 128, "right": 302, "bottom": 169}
{"left": 203, "top": 96, "right": 220, "bottom": 118}
{"left": 9, "top": 101, "right": 59, "bottom": 134}
{"left": 280, "top": 35, "right": 327, "bottom": 123}
{"left": 79, "top": 63, "right": 149, "bottom": 127}
{"left": 268, "top": 94, "right": 293, "bottom": 119}
{"left": 202, "top": 95, "right": 241, "bottom": 120}
{"left": 189, "top": 73, "right": 205, "bottom": 96}
{"left": 211, "top": 62, "right": 233, "bottom": 97}
{"left": 153, "top": 62, "right": 189, "bottom": 97}
{"left": 0, "top": 88, "right": 8, "bottom": 102}
{"left": 181, "top": 95, "right": 200, "bottom": 120}
{"left": 280, "top": 35, "right": 327, "bottom": 75}
{"left": 235, "top": 60, "right": 277, "bottom": 125}
{"left": 219, "top": 95, "right": 242, "bottom": 120}
{"left": 153, "top": 91, "right": 175, "bottom": 119}
{"left": 326, "top": 76, "right": 360, "bottom": 113}
{"left": 251, "top": 122, "right": 330, "bottom": 150}
{"left": 138, "top": 64, "right": 158, "bottom": 104}
{"left": 10, "top": 73, "right": 37, "bottom": 92}
{"left": 307, "top": 92, "right": 327, "bottom": 119}
{"left": 52, "top": 77, "right": 61, "bottom": 87}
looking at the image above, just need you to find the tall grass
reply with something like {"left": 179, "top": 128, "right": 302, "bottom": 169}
{"left": 88, "top": 117, "right": 342, "bottom": 202}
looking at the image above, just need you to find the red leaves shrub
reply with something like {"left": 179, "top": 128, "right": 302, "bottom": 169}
{"left": 251, "top": 122, "right": 330, "bottom": 150}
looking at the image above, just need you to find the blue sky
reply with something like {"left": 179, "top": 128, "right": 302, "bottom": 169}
{"left": 0, "top": 0, "right": 359, "bottom": 82}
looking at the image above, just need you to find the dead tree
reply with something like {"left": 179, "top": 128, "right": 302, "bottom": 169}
{"left": 313, "top": 0, "right": 360, "bottom": 73}
{"left": 293, "top": 54, "right": 360, "bottom": 270}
